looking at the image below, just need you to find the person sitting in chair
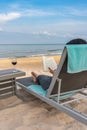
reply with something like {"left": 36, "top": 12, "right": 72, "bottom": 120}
{"left": 31, "top": 67, "right": 54, "bottom": 90}
{"left": 31, "top": 38, "right": 87, "bottom": 90}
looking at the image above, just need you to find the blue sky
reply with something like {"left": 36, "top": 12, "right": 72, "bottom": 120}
{"left": 0, "top": 0, "right": 87, "bottom": 44}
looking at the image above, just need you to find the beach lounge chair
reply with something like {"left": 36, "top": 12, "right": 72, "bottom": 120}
{"left": 16, "top": 44, "right": 87, "bottom": 125}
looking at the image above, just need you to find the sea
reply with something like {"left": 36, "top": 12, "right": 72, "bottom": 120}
{"left": 0, "top": 44, "right": 65, "bottom": 58}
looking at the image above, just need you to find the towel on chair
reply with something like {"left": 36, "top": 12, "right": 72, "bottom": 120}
{"left": 66, "top": 44, "right": 87, "bottom": 73}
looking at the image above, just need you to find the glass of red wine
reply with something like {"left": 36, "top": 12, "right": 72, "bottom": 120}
{"left": 11, "top": 58, "right": 17, "bottom": 72}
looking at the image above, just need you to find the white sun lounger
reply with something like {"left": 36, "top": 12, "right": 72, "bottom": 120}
{"left": 16, "top": 44, "right": 87, "bottom": 125}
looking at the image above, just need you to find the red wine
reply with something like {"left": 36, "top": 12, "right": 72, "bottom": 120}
{"left": 12, "top": 62, "right": 17, "bottom": 65}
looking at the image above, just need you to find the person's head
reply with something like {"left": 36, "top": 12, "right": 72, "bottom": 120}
{"left": 66, "top": 38, "right": 87, "bottom": 45}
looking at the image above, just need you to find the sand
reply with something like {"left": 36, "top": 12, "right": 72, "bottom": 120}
{"left": 0, "top": 55, "right": 87, "bottom": 130}
{"left": 0, "top": 55, "right": 60, "bottom": 76}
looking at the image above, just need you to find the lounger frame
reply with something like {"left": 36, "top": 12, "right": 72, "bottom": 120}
{"left": 16, "top": 47, "right": 87, "bottom": 125}
{"left": 17, "top": 81, "right": 87, "bottom": 125}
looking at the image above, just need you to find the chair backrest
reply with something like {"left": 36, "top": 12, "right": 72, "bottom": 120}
{"left": 47, "top": 45, "right": 87, "bottom": 96}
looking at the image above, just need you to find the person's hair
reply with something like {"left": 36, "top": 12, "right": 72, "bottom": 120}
{"left": 66, "top": 38, "right": 87, "bottom": 45}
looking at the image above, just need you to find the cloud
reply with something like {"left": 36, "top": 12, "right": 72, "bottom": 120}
{"left": 69, "top": 9, "right": 87, "bottom": 16}
{"left": 22, "top": 9, "right": 55, "bottom": 17}
{"left": 30, "top": 20, "right": 87, "bottom": 41}
{"left": 1, "top": 7, "right": 86, "bottom": 24}
{"left": 32, "top": 31, "right": 56, "bottom": 36}
{"left": 0, "top": 27, "right": 3, "bottom": 31}
{"left": 19, "top": 7, "right": 87, "bottom": 19}
{"left": 0, "top": 12, "right": 21, "bottom": 23}
{"left": 9, "top": 3, "right": 20, "bottom": 9}
{"left": 62, "top": 6, "right": 87, "bottom": 17}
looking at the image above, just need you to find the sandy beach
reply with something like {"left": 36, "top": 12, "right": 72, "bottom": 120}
{"left": 0, "top": 55, "right": 87, "bottom": 130}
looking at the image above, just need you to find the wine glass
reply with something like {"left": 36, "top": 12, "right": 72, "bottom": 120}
{"left": 11, "top": 57, "right": 17, "bottom": 72}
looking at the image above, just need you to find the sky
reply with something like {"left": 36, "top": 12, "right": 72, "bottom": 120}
{"left": 0, "top": 0, "right": 87, "bottom": 44}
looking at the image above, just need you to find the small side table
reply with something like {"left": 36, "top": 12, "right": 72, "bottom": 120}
{"left": 0, "top": 69, "right": 25, "bottom": 99}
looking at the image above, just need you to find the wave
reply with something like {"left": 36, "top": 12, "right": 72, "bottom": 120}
{"left": 0, "top": 44, "right": 64, "bottom": 58}
{"left": 48, "top": 48, "right": 60, "bottom": 51}
{"left": 0, "top": 50, "right": 62, "bottom": 59}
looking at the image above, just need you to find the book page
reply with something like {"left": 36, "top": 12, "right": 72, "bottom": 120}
{"left": 42, "top": 56, "right": 57, "bottom": 71}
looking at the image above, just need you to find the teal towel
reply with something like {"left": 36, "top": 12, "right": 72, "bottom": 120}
{"left": 28, "top": 84, "right": 47, "bottom": 96}
{"left": 66, "top": 45, "right": 87, "bottom": 73}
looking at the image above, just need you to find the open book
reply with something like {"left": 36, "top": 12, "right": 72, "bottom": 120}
{"left": 42, "top": 56, "right": 57, "bottom": 71}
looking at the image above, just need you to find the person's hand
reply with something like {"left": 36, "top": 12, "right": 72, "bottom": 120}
{"left": 48, "top": 67, "right": 54, "bottom": 75}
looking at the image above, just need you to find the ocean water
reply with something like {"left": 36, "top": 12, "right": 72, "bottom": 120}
{"left": 0, "top": 44, "right": 65, "bottom": 58}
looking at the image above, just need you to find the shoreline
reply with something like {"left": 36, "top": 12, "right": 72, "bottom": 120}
{"left": 0, "top": 52, "right": 62, "bottom": 59}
